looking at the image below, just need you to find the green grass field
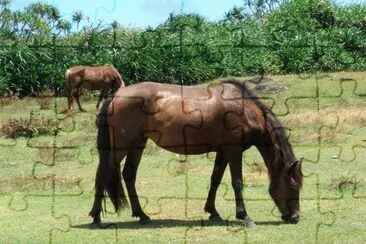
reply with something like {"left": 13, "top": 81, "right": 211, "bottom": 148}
{"left": 1, "top": 72, "right": 366, "bottom": 243}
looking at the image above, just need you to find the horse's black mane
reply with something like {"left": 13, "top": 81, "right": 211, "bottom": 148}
{"left": 220, "top": 78, "right": 301, "bottom": 187}
{"left": 220, "top": 78, "right": 271, "bottom": 114}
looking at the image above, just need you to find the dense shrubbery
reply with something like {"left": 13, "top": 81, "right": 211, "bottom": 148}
{"left": 0, "top": 0, "right": 365, "bottom": 96}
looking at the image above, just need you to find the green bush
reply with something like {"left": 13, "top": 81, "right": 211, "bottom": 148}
{"left": 0, "top": 0, "right": 365, "bottom": 96}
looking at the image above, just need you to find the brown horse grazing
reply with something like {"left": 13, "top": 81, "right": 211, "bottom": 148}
{"left": 65, "top": 65, "right": 124, "bottom": 112}
{"left": 89, "top": 78, "right": 303, "bottom": 228}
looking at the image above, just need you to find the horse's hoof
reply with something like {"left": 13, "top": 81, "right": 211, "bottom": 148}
{"left": 89, "top": 222, "right": 103, "bottom": 229}
{"left": 242, "top": 216, "right": 256, "bottom": 228}
{"left": 282, "top": 213, "right": 300, "bottom": 224}
{"left": 209, "top": 215, "right": 224, "bottom": 222}
{"left": 139, "top": 217, "right": 152, "bottom": 225}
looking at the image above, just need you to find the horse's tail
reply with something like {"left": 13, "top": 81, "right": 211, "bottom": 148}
{"left": 96, "top": 98, "right": 129, "bottom": 213}
{"left": 64, "top": 69, "right": 74, "bottom": 108}
{"left": 64, "top": 69, "right": 70, "bottom": 82}
{"left": 64, "top": 69, "right": 71, "bottom": 94}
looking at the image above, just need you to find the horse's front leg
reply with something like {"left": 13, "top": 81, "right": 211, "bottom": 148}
{"left": 123, "top": 147, "right": 151, "bottom": 224}
{"left": 96, "top": 89, "right": 106, "bottom": 109}
{"left": 67, "top": 91, "right": 74, "bottom": 110}
{"left": 228, "top": 153, "right": 256, "bottom": 228}
{"left": 74, "top": 87, "right": 86, "bottom": 112}
{"left": 204, "top": 152, "right": 228, "bottom": 222}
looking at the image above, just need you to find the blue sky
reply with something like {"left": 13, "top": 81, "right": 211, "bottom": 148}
{"left": 10, "top": 0, "right": 363, "bottom": 29}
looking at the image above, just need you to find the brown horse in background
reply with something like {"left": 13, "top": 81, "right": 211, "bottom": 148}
{"left": 89, "top": 78, "right": 303, "bottom": 228}
{"left": 65, "top": 65, "right": 124, "bottom": 112}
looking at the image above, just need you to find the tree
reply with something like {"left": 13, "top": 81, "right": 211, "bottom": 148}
{"left": 223, "top": 0, "right": 290, "bottom": 22}
{"left": 245, "top": 0, "right": 290, "bottom": 19}
{"left": 0, "top": 0, "right": 11, "bottom": 30}
{"left": 224, "top": 6, "right": 246, "bottom": 22}
{"left": 72, "top": 11, "right": 83, "bottom": 30}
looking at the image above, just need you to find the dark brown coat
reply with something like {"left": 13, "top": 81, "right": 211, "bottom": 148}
{"left": 89, "top": 79, "right": 303, "bottom": 228}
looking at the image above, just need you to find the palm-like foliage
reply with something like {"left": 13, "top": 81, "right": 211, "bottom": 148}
{"left": 0, "top": 0, "right": 365, "bottom": 96}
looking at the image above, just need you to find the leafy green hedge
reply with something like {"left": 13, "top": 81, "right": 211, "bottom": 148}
{"left": 0, "top": 0, "right": 365, "bottom": 96}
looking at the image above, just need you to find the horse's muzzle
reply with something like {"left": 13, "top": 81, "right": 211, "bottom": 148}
{"left": 281, "top": 213, "right": 300, "bottom": 224}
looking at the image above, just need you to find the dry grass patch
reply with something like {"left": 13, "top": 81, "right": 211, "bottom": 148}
{"left": 0, "top": 94, "right": 16, "bottom": 107}
{"left": 38, "top": 148, "right": 55, "bottom": 162}
{"left": 284, "top": 107, "right": 366, "bottom": 128}
{"left": 245, "top": 162, "right": 268, "bottom": 187}
{"left": 0, "top": 111, "right": 58, "bottom": 138}
{"left": 328, "top": 176, "right": 360, "bottom": 191}
{"left": 36, "top": 90, "right": 54, "bottom": 110}
{"left": 0, "top": 175, "right": 82, "bottom": 192}
{"left": 283, "top": 107, "right": 366, "bottom": 142}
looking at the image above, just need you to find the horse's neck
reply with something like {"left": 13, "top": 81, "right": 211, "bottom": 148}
{"left": 255, "top": 140, "right": 286, "bottom": 183}
{"left": 256, "top": 143, "right": 278, "bottom": 169}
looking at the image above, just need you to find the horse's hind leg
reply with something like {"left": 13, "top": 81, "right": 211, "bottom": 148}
{"left": 74, "top": 87, "right": 86, "bottom": 112}
{"left": 122, "top": 143, "right": 151, "bottom": 224}
{"left": 204, "top": 152, "right": 228, "bottom": 222}
{"left": 228, "top": 153, "right": 256, "bottom": 227}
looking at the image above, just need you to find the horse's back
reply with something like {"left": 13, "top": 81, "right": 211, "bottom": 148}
{"left": 108, "top": 81, "right": 266, "bottom": 154}
{"left": 66, "top": 65, "right": 122, "bottom": 89}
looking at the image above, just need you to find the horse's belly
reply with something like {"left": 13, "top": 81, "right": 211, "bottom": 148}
{"left": 148, "top": 136, "right": 214, "bottom": 155}
{"left": 146, "top": 122, "right": 243, "bottom": 155}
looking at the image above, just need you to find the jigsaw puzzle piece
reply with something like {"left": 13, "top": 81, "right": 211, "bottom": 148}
{"left": 316, "top": 197, "right": 366, "bottom": 242}
{"left": 110, "top": 84, "right": 209, "bottom": 156}
{"left": 299, "top": 145, "right": 353, "bottom": 201}
{"left": 317, "top": 79, "right": 366, "bottom": 162}
{"left": 32, "top": 158, "right": 84, "bottom": 196}
{"left": 185, "top": 220, "right": 248, "bottom": 244}
{"left": 185, "top": 148, "right": 269, "bottom": 203}
{"left": 282, "top": 100, "right": 339, "bottom": 163}
{"left": 353, "top": 146, "right": 366, "bottom": 199}
{"left": 323, "top": 145, "right": 366, "bottom": 200}
{"left": 251, "top": 74, "right": 318, "bottom": 116}
{"left": 223, "top": 26, "right": 265, "bottom": 75}
{"left": 54, "top": 113, "right": 94, "bottom": 149}
{"left": 184, "top": 195, "right": 335, "bottom": 243}
{"left": 312, "top": 173, "right": 366, "bottom": 242}
{"left": 137, "top": 151, "right": 188, "bottom": 217}
{"left": 30, "top": 107, "right": 96, "bottom": 196}
{"left": 94, "top": 0, "right": 117, "bottom": 22}
{"left": 0, "top": 136, "right": 50, "bottom": 212}
{"left": 51, "top": 193, "right": 120, "bottom": 243}
{"left": 353, "top": 73, "right": 366, "bottom": 97}
{"left": 0, "top": 195, "right": 70, "bottom": 243}
{"left": 115, "top": 200, "right": 187, "bottom": 243}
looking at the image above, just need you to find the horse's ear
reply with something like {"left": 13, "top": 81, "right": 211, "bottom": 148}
{"left": 289, "top": 158, "right": 302, "bottom": 171}
{"left": 297, "top": 158, "right": 303, "bottom": 171}
{"left": 287, "top": 161, "right": 297, "bottom": 173}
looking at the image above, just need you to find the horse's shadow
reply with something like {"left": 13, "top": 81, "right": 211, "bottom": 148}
{"left": 72, "top": 219, "right": 284, "bottom": 230}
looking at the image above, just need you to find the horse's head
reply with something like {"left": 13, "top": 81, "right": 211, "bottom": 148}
{"left": 269, "top": 159, "right": 303, "bottom": 224}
